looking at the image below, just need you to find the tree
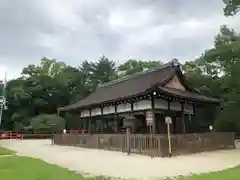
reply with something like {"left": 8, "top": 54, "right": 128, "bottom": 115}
{"left": 0, "top": 80, "right": 3, "bottom": 96}
{"left": 0, "top": 81, "right": 4, "bottom": 108}
{"left": 223, "top": 0, "right": 240, "bottom": 16}
{"left": 55, "top": 66, "right": 90, "bottom": 102}
{"left": 21, "top": 57, "right": 67, "bottom": 77}
{"left": 118, "top": 60, "right": 161, "bottom": 76}
{"left": 0, "top": 56, "right": 118, "bottom": 130}
{"left": 197, "top": 25, "right": 240, "bottom": 136}
{"left": 0, "top": 59, "right": 70, "bottom": 130}
{"left": 79, "top": 56, "right": 117, "bottom": 91}
{"left": 92, "top": 56, "right": 117, "bottom": 84}
{"left": 31, "top": 114, "right": 65, "bottom": 133}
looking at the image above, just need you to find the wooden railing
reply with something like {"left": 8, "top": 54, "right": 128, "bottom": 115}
{"left": 0, "top": 130, "right": 89, "bottom": 140}
{"left": 53, "top": 132, "right": 235, "bottom": 157}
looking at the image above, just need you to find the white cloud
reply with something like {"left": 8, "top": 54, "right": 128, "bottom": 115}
{"left": 0, "top": 0, "right": 239, "bottom": 79}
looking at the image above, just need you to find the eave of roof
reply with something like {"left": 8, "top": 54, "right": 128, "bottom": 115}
{"left": 158, "top": 87, "right": 220, "bottom": 104}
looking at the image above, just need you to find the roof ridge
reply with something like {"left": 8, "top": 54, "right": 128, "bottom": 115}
{"left": 99, "top": 59, "right": 180, "bottom": 88}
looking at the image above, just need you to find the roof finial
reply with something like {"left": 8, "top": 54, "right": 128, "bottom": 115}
{"left": 171, "top": 58, "right": 180, "bottom": 67}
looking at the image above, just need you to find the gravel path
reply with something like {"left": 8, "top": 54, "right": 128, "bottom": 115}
{"left": 1, "top": 139, "right": 240, "bottom": 180}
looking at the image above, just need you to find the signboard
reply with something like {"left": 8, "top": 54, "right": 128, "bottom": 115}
{"left": 146, "top": 111, "right": 153, "bottom": 126}
{"left": 165, "top": 116, "right": 172, "bottom": 124}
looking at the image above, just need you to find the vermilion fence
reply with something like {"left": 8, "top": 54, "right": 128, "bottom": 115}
{"left": 0, "top": 130, "right": 89, "bottom": 140}
{"left": 0, "top": 131, "right": 23, "bottom": 139}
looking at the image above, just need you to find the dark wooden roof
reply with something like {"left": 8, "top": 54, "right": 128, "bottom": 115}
{"left": 59, "top": 60, "right": 219, "bottom": 111}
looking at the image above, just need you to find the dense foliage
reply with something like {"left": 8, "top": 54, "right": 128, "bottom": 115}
{"left": 0, "top": 26, "right": 239, "bottom": 136}
{"left": 223, "top": 0, "right": 240, "bottom": 16}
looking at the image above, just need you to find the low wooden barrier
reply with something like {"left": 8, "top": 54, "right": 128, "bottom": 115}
{"left": 53, "top": 132, "right": 236, "bottom": 157}
{"left": 0, "top": 130, "right": 88, "bottom": 140}
{"left": 0, "top": 131, "right": 23, "bottom": 139}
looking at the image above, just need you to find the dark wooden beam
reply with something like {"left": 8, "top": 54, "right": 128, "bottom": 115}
{"left": 101, "top": 106, "right": 103, "bottom": 115}
{"left": 151, "top": 92, "right": 156, "bottom": 134}
{"left": 89, "top": 109, "right": 92, "bottom": 116}
{"left": 114, "top": 104, "right": 117, "bottom": 113}
{"left": 181, "top": 103, "right": 186, "bottom": 133}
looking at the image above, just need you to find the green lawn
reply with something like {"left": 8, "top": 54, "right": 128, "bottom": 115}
{"left": 0, "top": 156, "right": 87, "bottom": 180}
{"left": 0, "top": 149, "right": 239, "bottom": 180}
{"left": 0, "top": 146, "right": 15, "bottom": 155}
{"left": 168, "top": 166, "right": 240, "bottom": 180}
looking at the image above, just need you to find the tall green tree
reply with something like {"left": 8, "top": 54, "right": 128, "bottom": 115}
{"left": 197, "top": 25, "right": 240, "bottom": 135}
{"left": 55, "top": 66, "right": 90, "bottom": 102}
{"left": 21, "top": 57, "right": 67, "bottom": 77}
{"left": 1, "top": 59, "right": 70, "bottom": 130}
{"left": 79, "top": 56, "right": 117, "bottom": 90}
{"left": 223, "top": 0, "right": 240, "bottom": 16}
{"left": 118, "top": 60, "right": 161, "bottom": 76}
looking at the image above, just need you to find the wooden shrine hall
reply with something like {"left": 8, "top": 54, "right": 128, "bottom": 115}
{"left": 58, "top": 59, "right": 220, "bottom": 135}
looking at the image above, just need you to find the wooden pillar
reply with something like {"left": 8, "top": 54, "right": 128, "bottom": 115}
{"left": 83, "top": 119, "right": 86, "bottom": 130}
{"left": 80, "top": 119, "right": 83, "bottom": 130}
{"left": 105, "top": 118, "right": 108, "bottom": 133}
{"left": 151, "top": 92, "right": 156, "bottom": 134}
{"left": 101, "top": 119, "right": 105, "bottom": 133}
{"left": 92, "top": 119, "right": 96, "bottom": 133}
{"left": 88, "top": 119, "right": 92, "bottom": 134}
{"left": 181, "top": 103, "right": 186, "bottom": 133}
{"left": 114, "top": 116, "right": 119, "bottom": 133}
{"left": 167, "top": 101, "right": 172, "bottom": 133}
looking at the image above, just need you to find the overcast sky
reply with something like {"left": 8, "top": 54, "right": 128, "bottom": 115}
{"left": 0, "top": 0, "right": 239, "bottom": 80}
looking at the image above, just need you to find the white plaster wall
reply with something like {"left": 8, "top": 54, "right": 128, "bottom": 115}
{"left": 80, "top": 111, "right": 84, "bottom": 117}
{"left": 80, "top": 110, "right": 90, "bottom": 117}
{"left": 133, "top": 100, "right": 151, "bottom": 111}
{"left": 91, "top": 108, "right": 102, "bottom": 116}
{"left": 117, "top": 103, "right": 131, "bottom": 113}
{"left": 103, "top": 105, "right": 115, "bottom": 114}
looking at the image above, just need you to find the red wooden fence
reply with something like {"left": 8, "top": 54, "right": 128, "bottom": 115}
{"left": 0, "top": 129, "right": 88, "bottom": 140}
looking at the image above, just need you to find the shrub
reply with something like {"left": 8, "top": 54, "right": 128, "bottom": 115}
{"left": 30, "top": 114, "right": 65, "bottom": 133}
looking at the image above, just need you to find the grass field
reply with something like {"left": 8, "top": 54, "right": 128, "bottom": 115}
{"left": 0, "top": 146, "right": 15, "bottom": 155}
{"left": 0, "top": 147, "right": 239, "bottom": 180}
{"left": 0, "top": 156, "right": 87, "bottom": 180}
{"left": 168, "top": 166, "right": 240, "bottom": 180}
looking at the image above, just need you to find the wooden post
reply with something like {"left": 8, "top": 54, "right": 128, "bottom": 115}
{"left": 165, "top": 116, "right": 172, "bottom": 157}
{"left": 105, "top": 118, "right": 108, "bottom": 133}
{"left": 181, "top": 103, "right": 186, "bottom": 133}
{"left": 92, "top": 119, "right": 95, "bottom": 133}
{"left": 83, "top": 119, "right": 86, "bottom": 130}
{"left": 151, "top": 92, "right": 156, "bottom": 134}
{"left": 126, "top": 127, "right": 130, "bottom": 155}
{"left": 114, "top": 117, "right": 118, "bottom": 133}
{"left": 101, "top": 119, "right": 104, "bottom": 133}
{"left": 88, "top": 119, "right": 92, "bottom": 134}
{"left": 167, "top": 123, "right": 172, "bottom": 157}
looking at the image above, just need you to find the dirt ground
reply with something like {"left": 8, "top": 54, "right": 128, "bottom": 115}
{"left": 1, "top": 139, "right": 240, "bottom": 180}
